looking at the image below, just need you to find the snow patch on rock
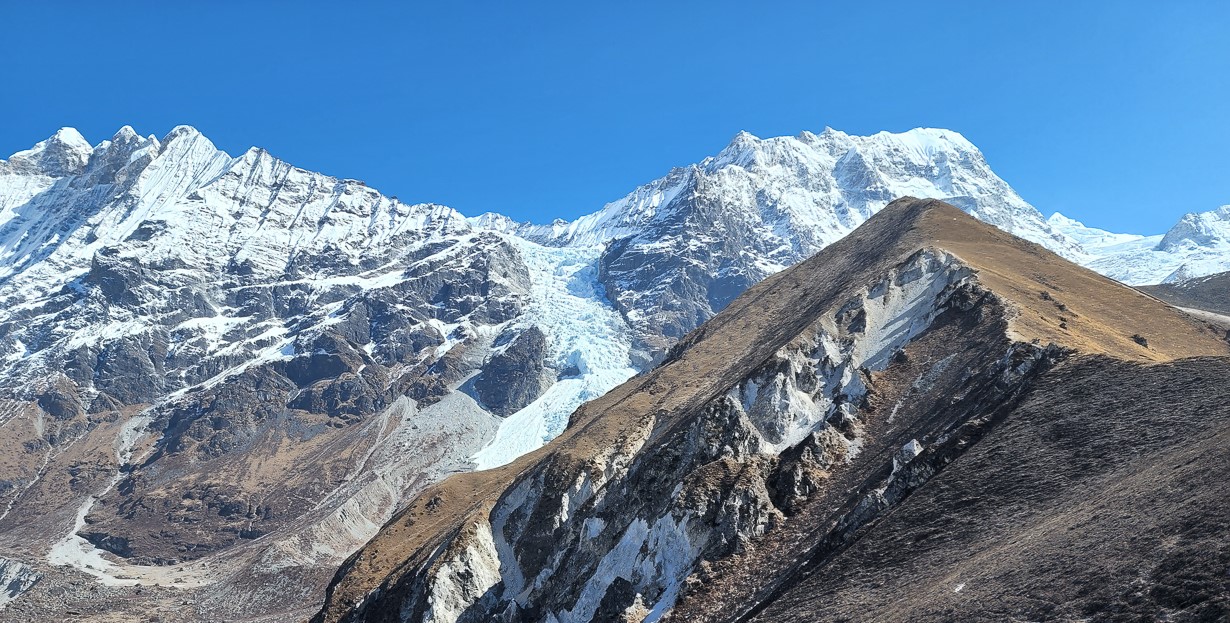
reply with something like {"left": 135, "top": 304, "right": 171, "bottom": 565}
{"left": 0, "top": 557, "right": 40, "bottom": 609}
{"left": 732, "top": 250, "right": 973, "bottom": 454}
{"left": 418, "top": 517, "right": 503, "bottom": 623}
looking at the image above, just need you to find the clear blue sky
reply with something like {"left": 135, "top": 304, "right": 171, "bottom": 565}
{"left": 2, "top": 2, "right": 1226, "bottom": 233}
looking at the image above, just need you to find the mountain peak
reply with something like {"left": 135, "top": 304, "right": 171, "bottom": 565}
{"left": 161, "top": 124, "right": 205, "bottom": 144}
{"left": 715, "top": 129, "right": 762, "bottom": 161}
{"left": 155, "top": 124, "right": 223, "bottom": 160}
{"left": 50, "top": 127, "right": 90, "bottom": 149}
{"left": 869, "top": 127, "right": 978, "bottom": 156}
{"left": 731, "top": 129, "right": 759, "bottom": 142}
{"left": 1158, "top": 205, "right": 1230, "bottom": 251}
{"left": 1047, "top": 211, "right": 1082, "bottom": 228}
{"left": 112, "top": 125, "right": 140, "bottom": 142}
{"left": 3, "top": 126, "right": 93, "bottom": 176}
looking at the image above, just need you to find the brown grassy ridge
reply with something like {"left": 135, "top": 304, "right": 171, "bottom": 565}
{"left": 312, "top": 198, "right": 1230, "bottom": 622}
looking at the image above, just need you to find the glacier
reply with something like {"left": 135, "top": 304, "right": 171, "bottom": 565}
{"left": 1048, "top": 208, "right": 1230, "bottom": 284}
{"left": 472, "top": 238, "right": 637, "bottom": 470}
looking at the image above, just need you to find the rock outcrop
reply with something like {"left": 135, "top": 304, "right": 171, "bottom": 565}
{"left": 474, "top": 327, "right": 552, "bottom": 417}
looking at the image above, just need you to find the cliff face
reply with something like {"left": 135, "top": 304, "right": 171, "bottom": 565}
{"left": 313, "top": 199, "right": 1230, "bottom": 623}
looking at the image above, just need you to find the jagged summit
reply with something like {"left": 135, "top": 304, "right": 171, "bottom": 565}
{"left": 1, "top": 127, "right": 93, "bottom": 177}
{"left": 313, "top": 198, "right": 1229, "bottom": 623}
{"left": 1159, "top": 204, "right": 1230, "bottom": 250}
{"left": 3, "top": 125, "right": 248, "bottom": 181}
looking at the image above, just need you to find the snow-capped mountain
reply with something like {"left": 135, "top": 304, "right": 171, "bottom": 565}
{"left": 0, "top": 126, "right": 563, "bottom": 619}
{"left": 1048, "top": 207, "right": 1230, "bottom": 284}
{"left": 479, "top": 127, "right": 1080, "bottom": 361}
{"left": 0, "top": 123, "right": 1221, "bottom": 621}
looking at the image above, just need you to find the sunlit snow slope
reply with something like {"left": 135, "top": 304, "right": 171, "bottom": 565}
{"left": 1049, "top": 208, "right": 1230, "bottom": 284}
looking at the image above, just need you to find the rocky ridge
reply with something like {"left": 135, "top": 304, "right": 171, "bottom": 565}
{"left": 0, "top": 125, "right": 558, "bottom": 620}
{"left": 312, "top": 199, "right": 1230, "bottom": 623}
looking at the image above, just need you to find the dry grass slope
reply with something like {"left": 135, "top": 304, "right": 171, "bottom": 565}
{"left": 746, "top": 355, "right": 1230, "bottom": 622}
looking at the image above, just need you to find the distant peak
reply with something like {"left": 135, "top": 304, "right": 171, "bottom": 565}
{"left": 113, "top": 125, "right": 139, "bottom": 141}
{"left": 1158, "top": 205, "right": 1230, "bottom": 251}
{"left": 162, "top": 125, "right": 204, "bottom": 143}
{"left": 239, "top": 146, "right": 272, "bottom": 163}
{"left": 4, "top": 126, "right": 94, "bottom": 176}
{"left": 1047, "top": 212, "right": 1083, "bottom": 228}
{"left": 711, "top": 130, "right": 763, "bottom": 167}
{"left": 51, "top": 127, "right": 91, "bottom": 149}
{"left": 875, "top": 127, "right": 978, "bottom": 153}
{"left": 729, "top": 129, "right": 760, "bottom": 146}
{"left": 155, "top": 125, "right": 225, "bottom": 158}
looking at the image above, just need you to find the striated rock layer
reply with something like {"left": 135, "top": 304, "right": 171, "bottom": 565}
{"left": 313, "top": 198, "right": 1230, "bottom": 623}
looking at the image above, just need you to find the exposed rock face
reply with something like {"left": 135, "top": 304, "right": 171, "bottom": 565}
{"left": 0, "top": 126, "right": 551, "bottom": 620}
{"left": 474, "top": 327, "right": 552, "bottom": 416}
{"left": 29, "top": 222, "right": 538, "bottom": 562}
{"left": 727, "top": 355, "right": 1230, "bottom": 623}
{"left": 0, "top": 128, "right": 92, "bottom": 178}
{"left": 312, "top": 199, "right": 1230, "bottom": 623}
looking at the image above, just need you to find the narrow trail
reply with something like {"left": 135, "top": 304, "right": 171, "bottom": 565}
{"left": 0, "top": 442, "right": 51, "bottom": 525}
